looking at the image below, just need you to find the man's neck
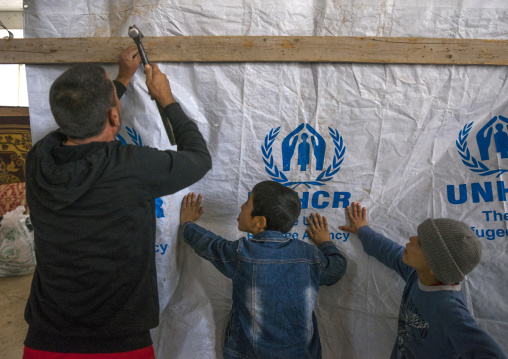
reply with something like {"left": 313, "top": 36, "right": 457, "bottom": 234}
{"left": 64, "top": 127, "right": 118, "bottom": 146}
{"left": 64, "top": 134, "right": 112, "bottom": 146}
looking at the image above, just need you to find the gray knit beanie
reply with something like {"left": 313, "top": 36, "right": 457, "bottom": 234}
{"left": 417, "top": 218, "right": 482, "bottom": 285}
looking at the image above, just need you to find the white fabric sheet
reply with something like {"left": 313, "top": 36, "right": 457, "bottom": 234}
{"left": 24, "top": 1, "right": 508, "bottom": 357}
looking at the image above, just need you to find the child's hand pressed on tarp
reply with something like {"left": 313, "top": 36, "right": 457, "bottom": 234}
{"left": 306, "top": 213, "right": 332, "bottom": 246}
{"left": 339, "top": 202, "right": 368, "bottom": 234}
{"left": 180, "top": 192, "right": 204, "bottom": 226}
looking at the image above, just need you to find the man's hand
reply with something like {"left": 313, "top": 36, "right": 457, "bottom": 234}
{"left": 144, "top": 63, "right": 176, "bottom": 107}
{"left": 115, "top": 45, "right": 141, "bottom": 87}
{"left": 306, "top": 213, "right": 332, "bottom": 246}
{"left": 180, "top": 192, "right": 204, "bottom": 226}
{"left": 339, "top": 202, "right": 368, "bottom": 234}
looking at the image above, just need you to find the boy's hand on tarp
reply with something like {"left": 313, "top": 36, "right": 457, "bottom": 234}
{"left": 306, "top": 213, "right": 332, "bottom": 246}
{"left": 144, "top": 63, "right": 176, "bottom": 107}
{"left": 180, "top": 192, "right": 204, "bottom": 226}
{"left": 115, "top": 45, "right": 142, "bottom": 87}
{"left": 339, "top": 202, "right": 368, "bottom": 234}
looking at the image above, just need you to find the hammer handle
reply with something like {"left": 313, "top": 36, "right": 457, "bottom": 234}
{"left": 134, "top": 40, "right": 149, "bottom": 66}
{"left": 157, "top": 102, "right": 176, "bottom": 145}
{"left": 129, "top": 26, "right": 176, "bottom": 145}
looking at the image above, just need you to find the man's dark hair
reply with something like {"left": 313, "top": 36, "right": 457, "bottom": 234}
{"left": 49, "top": 64, "right": 116, "bottom": 139}
{"left": 251, "top": 180, "right": 301, "bottom": 233}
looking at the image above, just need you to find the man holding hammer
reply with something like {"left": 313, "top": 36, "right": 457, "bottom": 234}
{"left": 22, "top": 45, "right": 212, "bottom": 358}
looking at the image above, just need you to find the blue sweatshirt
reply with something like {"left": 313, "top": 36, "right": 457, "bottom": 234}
{"left": 358, "top": 226, "right": 506, "bottom": 359}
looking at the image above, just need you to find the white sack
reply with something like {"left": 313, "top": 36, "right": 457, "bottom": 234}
{"left": 0, "top": 206, "right": 36, "bottom": 277}
{"left": 24, "top": 1, "right": 508, "bottom": 357}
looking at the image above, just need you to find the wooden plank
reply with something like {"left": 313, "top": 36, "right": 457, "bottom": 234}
{"left": 1, "top": 36, "right": 508, "bottom": 65}
{"left": 0, "top": 107, "right": 29, "bottom": 117}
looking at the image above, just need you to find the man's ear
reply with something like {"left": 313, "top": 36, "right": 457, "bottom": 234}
{"left": 255, "top": 216, "right": 267, "bottom": 230}
{"left": 107, "top": 108, "right": 120, "bottom": 127}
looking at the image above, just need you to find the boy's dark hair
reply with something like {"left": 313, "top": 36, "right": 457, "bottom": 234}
{"left": 49, "top": 63, "right": 116, "bottom": 139}
{"left": 251, "top": 181, "right": 301, "bottom": 233}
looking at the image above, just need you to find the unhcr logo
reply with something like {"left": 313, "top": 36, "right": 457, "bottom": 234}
{"left": 262, "top": 124, "right": 350, "bottom": 209}
{"left": 449, "top": 116, "right": 508, "bottom": 204}
{"left": 457, "top": 116, "right": 508, "bottom": 177}
{"left": 262, "top": 124, "right": 346, "bottom": 189}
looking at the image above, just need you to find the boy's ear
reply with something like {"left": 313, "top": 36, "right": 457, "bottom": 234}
{"left": 255, "top": 216, "right": 267, "bottom": 230}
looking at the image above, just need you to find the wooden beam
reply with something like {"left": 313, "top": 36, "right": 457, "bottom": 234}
{"left": 0, "top": 107, "right": 29, "bottom": 117}
{"left": 1, "top": 36, "right": 507, "bottom": 65}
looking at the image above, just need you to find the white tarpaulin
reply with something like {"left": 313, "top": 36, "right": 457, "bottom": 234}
{"left": 24, "top": 0, "right": 508, "bottom": 357}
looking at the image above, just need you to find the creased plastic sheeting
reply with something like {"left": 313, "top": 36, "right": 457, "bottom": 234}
{"left": 24, "top": 0, "right": 508, "bottom": 358}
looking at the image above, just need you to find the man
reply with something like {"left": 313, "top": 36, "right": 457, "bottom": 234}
{"left": 23, "top": 46, "right": 212, "bottom": 358}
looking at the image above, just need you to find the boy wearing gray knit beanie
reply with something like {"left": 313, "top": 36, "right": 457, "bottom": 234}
{"left": 338, "top": 202, "right": 506, "bottom": 359}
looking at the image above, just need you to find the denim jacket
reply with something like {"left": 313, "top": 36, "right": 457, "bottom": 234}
{"left": 183, "top": 222, "right": 347, "bottom": 359}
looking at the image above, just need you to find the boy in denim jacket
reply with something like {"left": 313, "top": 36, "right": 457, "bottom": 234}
{"left": 180, "top": 181, "right": 347, "bottom": 359}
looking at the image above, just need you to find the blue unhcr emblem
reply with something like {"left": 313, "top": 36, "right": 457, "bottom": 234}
{"left": 116, "top": 126, "right": 143, "bottom": 147}
{"left": 116, "top": 126, "right": 165, "bottom": 218}
{"left": 457, "top": 116, "right": 508, "bottom": 177}
{"left": 262, "top": 124, "right": 346, "bottom": 189}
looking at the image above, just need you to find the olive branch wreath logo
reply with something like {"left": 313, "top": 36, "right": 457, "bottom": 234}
{"left": 126, "top": 127, "right": 143, "bottom": 146}
{"left": 262, "top": 126, "right": 346, "bottom": 189}
{"left": 116, "top": 126, "right": 143, "bottom": 147}
{"left": 456, "top": 121, "right": 508, "bottom": 177}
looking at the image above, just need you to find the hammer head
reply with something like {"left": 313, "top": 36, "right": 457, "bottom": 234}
{"left": 128, "top": 25, "right": 143, "bottom": 41}
{"left": 128, "top": 25, "right": 149, "bottom": 66}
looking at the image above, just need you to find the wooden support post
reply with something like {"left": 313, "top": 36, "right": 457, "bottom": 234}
{"left": 0, "top": 36, "right": 507, "bottom": 65}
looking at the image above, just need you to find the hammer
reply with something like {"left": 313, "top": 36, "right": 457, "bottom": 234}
{"left": 128, "top": 25, "right": 176, "bottom": 145}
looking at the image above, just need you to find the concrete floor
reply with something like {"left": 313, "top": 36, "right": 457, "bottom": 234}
{"left": 0, "top": 272, "right": 32, "bottom": 359}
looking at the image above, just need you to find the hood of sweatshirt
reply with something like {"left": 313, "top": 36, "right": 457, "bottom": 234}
{"left": 26, "top": 130, "right": 114, "bottom": 210}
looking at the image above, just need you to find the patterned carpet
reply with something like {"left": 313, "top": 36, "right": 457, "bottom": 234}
{"left": 0, "top": 115, "right": 31, "bottom": 185}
